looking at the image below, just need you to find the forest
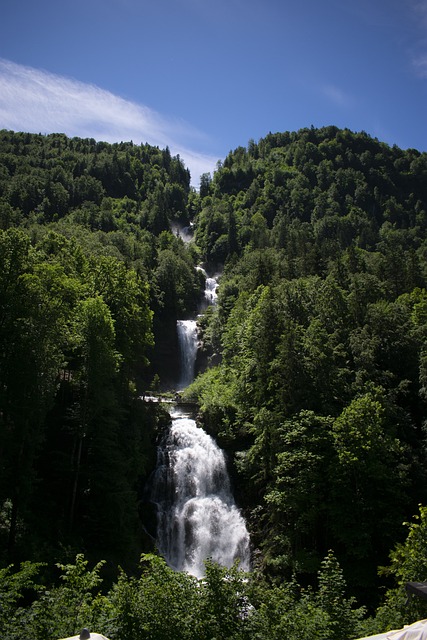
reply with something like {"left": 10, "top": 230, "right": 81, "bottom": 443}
{"left": 1, "top": 126, "right": 427, "bottom": 639}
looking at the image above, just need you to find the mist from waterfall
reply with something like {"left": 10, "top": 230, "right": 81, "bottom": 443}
{"left": 171, "top": 222, "right": 194, "bottom": 244}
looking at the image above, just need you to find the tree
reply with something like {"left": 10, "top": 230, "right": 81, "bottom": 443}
{"left": 199, "top": 172, "right": 212, "bottom": 199}
{"left": 110, "top": 554, "right": 199, "bottom": 640}
{"left": 315, "top": 551, "right": 365, "bottom": 640}
{"left": 371, "top": 505, "right": 427, "bottom": 633}
{"left": 87, "top": 256, "right": 153, "bottom": 388}
{"left": 68, "top": 296, "right": 119, "bottom": 535}
{"left": 330, "top": 390, "right": 409, "bottom": 589}
{"left": 0, "top": 561, "right": 45, "bottom": 640}
{"left": 263, "top": 412, "right": 334, "bottom": 576}
{"left": 0, "top": 230, "right": 76, "bottom": 560}
{"left": 26, "top": 554, "right": 109, "bottom": 640}
{"left": 197, "top": 560, "right": 252, "bottom": 640}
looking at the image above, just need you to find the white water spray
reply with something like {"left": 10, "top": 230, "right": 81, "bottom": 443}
{"left": 197, "top": 266, "right": 219, "bottom": 310}
{"left": 152, "top": 409, "right": 250, "bottom": 578}
{"left": 204, "top": 276, "right": 219, "bottom": 306}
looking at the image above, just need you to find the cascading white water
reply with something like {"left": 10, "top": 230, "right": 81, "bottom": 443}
{"left": 151, "top": 265, "right": 250, "bottom": 577}
{"left": 152, "top": 408, "right": 250, "bottom": 578}
{"left": 177, "top": 320, "right": 198, "bottom": 389}
{"left": 171, "top": 222, "right": 194, "bottom": 244}
{"left": 197, "top": 266, "right": 219, "bottom": 311}
{"left": 176, "top": 269, "right": 219, "bottom": 387}
{"left": 204, "top": 275, "right": 219, "bottom": 305}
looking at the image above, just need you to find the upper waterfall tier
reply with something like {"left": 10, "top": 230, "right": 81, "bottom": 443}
{"left": 177, "top": 320, "right": 198, "bottom": 389}
{"left": 197, "top": 266, "right": 219, "bottom": 311}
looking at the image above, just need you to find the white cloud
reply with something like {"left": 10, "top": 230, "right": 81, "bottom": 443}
{"left": 412, "top": 52, "right": 427, "bottom": 76}
{"left": 408, "top": 0, "right": 427, "bottom": 78}
{"left": 411, "top": 0, "right": 427, "bottom": 23}
{"left": 0, "top": 58, "right": 218, "bottom": 185}
{"left": 321, "top": 84, "right": 352, "bottom": 107}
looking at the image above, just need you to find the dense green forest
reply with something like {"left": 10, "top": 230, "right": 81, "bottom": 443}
{"left": 1, "top": 126, "right": 427, "bottom": 639}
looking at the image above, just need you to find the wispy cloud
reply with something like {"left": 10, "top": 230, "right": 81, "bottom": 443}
{"left": 321, "top": 84, "right": 352, "bottom": 107}
{"left": 0, "top": 58, "right": 218, "bottom": 185}
{"left": 412, "top": 52, "right": 427, "bottom": 77}
{"left": 409, "top": 0, "right": 427, "bottom": 78}
{"left": 411, "top": 0, "right": 427, "bottom": 23}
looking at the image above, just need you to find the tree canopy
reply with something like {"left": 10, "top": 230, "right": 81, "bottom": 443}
{"left": 1, "top": 125, "right": 427, "bottom": 636}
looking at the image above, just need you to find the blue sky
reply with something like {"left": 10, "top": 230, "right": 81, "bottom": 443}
{"left": 0, "top": 0, "right": 426, "bottom": 185}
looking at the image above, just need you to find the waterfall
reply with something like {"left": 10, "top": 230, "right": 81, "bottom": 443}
{"left": 197, "top": 266, "right": 219, "bottom": 311}
{"left": 150, "top": 265, "right": 250, "bottom": 577}
{"left": 151, "top": 408, "right": 251, "bottom": 578}
{"left": 176, "top": 269, "right": 219, "bottom": 388}
{"left": 171, "top": 221, "right": 194, "bottom": 244}
{"left": 177, "top": 320, "right": 198, "bottom": 389}
{"left": 204, "top": 275, "right": 219, "bottom": 306}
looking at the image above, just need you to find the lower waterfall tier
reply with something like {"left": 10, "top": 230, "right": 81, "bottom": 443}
{"left": 151, "top": 410, "right": 250, "bottom": 578}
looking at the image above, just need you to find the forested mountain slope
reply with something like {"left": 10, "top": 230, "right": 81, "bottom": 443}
{"left": 1, "top": 126, "right": 427, "bottom": 637}
{"left": 0, "top": 129, "right": 203, "bottom": 570}
{"left": 188, "top": 126, "right": 427, "bottom": 596}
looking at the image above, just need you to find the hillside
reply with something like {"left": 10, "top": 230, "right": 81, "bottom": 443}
{"left": 189, "top": 126, "right": 427, "bottom": 596}
{"left": 0, "top": 129, "right": 203, "bottom": 570}
{"left": 1, "top": 126, "right": 427, "bottom": 637}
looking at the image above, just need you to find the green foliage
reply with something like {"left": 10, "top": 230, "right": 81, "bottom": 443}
{"left": 1, "top": 125, "right": 427, "bottom": 634}
{"left": 262, "top": 411, "right": 334, "bottom": 575}
{"left": 183, "top": 366, "right": 238, "bottom": 442}
{"left": 197, "top": 560, "right": 252, "bottom": 640}
{"left": 329, "top": 390, "right": 409, "bottom": 583}
{"left": 0, "top": 228, "right": 77, "bottom": 559}
{"left": 0, "top": 561, "right": 45, "bottom": 640}
{"left": 0, "top": 130, "right": 201, "bottom": 566}
{"left": 192, "top": 126, "right": 427, "bottom": 602}
{"left": 0, "top": 223, "right": 156, "bottom": 566}
{"left": 315, "top": 551, "right": 365, "bottom": 640}
{"left": 110, "top": 554, "right": 199, "bottom": 640}
{"left": 248, "top": 551, "right": 364, "bottom": 640}
{"left": 371, "top": 506, "right": 427, "bottom": 631}
{"left": 0, "top": 552, "right": 368, "bottom": 640}
{"left": 28, "top": 554, "right": 109, "bottom": 640}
